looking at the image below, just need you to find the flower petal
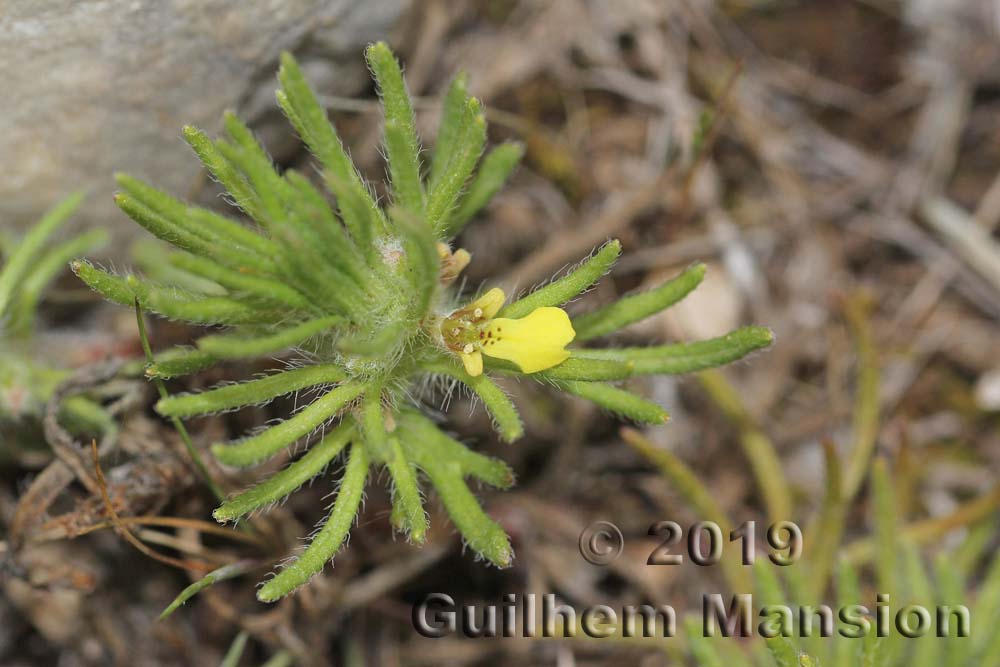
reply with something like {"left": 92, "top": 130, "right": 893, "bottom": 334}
{"left": 471, "top": 288, "right": 506, "bottom": 319}
{"left": 460, "top": 350, "right": 484, "bottom": 376}
{"left": 482, "top": 307, "right": 575, "bottom": 373}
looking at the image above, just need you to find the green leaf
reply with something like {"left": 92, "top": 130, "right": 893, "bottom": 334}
{"left": 7, "top": 228, "right": 107, "bottom": 336}
{"left": 168, "top": 252, "right": 313, "bottom": 310}
{"left": 214, "top": 422, "right": 354, "bottom": 522}
{"left": 427, "top": 98, "right": 486, "bottom": 235}
{"left": 391, "top": 210, "right": 441, "bottom": 318}
{"left": 573, "top": 262, "right": 705, "bottom": 340}
{"left": 129, "top": 276, "right": 273, "bottom": 325}
{"left": 367, "top": 42, "right": 424, "bottom": 215}
{"left": 400, "top": 410, "right": 514, "bottom": 488}
{"left": 683, "top": 615, "right": 725, "bottom": 667}
{"left": 220, "top": 632, "right": 250, "bottom": 667}
{"left": 555, "top": 380, "right": 668, "bottom": 424}
{"left": 257, "top": 440, "right": 369, "bottom": 601}
{"left": 499, "top": 240, "right": 622, "bottom": 319}
{"left": 386, "top": 436, "right": 428, "bottom": 542}
{"left": 445, "top": 142, "right": 524, "bottom": 237}
{"left": 276, "top": 52, "right": 385, "bottom": 236}
{"left": 834, "top": 559, "right": 863, "bottom": 667}
{"left": 0, "top": 192, "right": 84, "bottom": 319}
{"left": 158, "top": 559, "right": 257, "bottom": 620}
{"left": 573, "top": 326, "right": 773, "bottom": 375}
{"left": 71, "top": 260, "right": 135, "bottom": 305}
{"left": 212, "top": 382, "right": 363, "bottom": 467}
{"left": 197, "top": 316, "right": 342, "bottom": 360}
{"left": 115, "top": 173, "right": 276, "bottom": 262}
{"left": 182, "top": 125, "right": 264, "bottom": 225}
{"left": 406, "top": 439, "right": 512, "bottom": 568}
{"left": 423, "top": 359, "right": 523, "bottom": 442}
{"left": 157, "top": 365, "right": 347, "bottom": 417}
{"left": 430, "top": 72, "right": 470, "bottom": 189}
{"left": 539, "top": 356, "right": 634, "bottom": 381}
{"left": 145, "top": 347, "right": 218, "bottom": 379}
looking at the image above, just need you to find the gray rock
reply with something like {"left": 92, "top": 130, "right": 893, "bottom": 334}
{"left": 0, "top": 0, "right": 408, "bottom": 241}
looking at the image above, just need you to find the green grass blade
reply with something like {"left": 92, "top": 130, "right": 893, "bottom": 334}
{"left": 0, "top": 192, "right": 84, "bottom": 319}
{"left": 220, "top": 632, "right": 249, "bottom": 667}
{"left": 158, "top": 560, "right": 257, "bottom": 620}
{"left": 6, "top": 229, "right": 107, "bottom": 336}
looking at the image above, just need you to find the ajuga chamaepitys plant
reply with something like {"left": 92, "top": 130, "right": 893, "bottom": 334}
{"left": 73, "top": 43, "right": 772, "bottom": 601}
{"left": 0, "top": 194, "right": 110, "bottom": 439}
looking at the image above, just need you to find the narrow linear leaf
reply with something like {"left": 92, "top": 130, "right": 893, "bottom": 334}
{"left": 276, "top": 52, "right": 385, "bottom": 235}
{"left": 182, "top": 125, "right": 264, "bottom": 225}
{"left": 400, "top": 410, "right": 514, "bottom": 488}
{"left": 367, "top": 42, "right": 424, "bottom": 214}
{"left": 212, "top": 382, "right": 362, "bottom": 467}
{"left": 7, "top": 229, "right": 107, "bottom": 335}
{"left": 697, "top": 369, "right": 792, "bottom": 525}
{"left": 430, "top": 71, "right": 469, "bottom": 189}
{"left": 556, "top": 380, "right": 668, "bottom": 424}
{"left": 214, "top": 422, "right": 354, "bottom": 522}
{"left": 168, "top": 252, "right": 313, "bottom": 310}
{"left": 197, "top": 316, "right": 342, "bottom": 359}
{"left": 131, "top": 277, "right": 273, "bottom": 325}
{"left": 0, "top": 192, "right": 84, "bottom": 318}
{"left": 427, "top": 98, "right": 486, "bottom": 234}
{"left": 386, "top": 436, "right": 428, "bottom": 543}
{"left": 409, "top": 446, "right": 512, "bottom": 568}
{"left": 158, "top": 560, "right": 257, "bottom": 620}
{"left": 220, "top": 632, "right": 250, "bottom": 667}
{"left": 536, "top": 356, "right": 635, "bottom": 381}
{"left": 573, "top": 262, "right": 705, "bottom": 341}
{"left": 843, "top": 295, "right": 880, "bottom": 502}
{"left": 622, "top": 428, "right": 747, "bottom": 593}
{"left": 424, "top": 360, "right": 523, "bottom": 442}
{"left": 807, "top": 440, "right": 846, "bottom": 601}
{"left": 145, "top": 347, "right": 218, "bottom": 380}
{"left": 71, "top": 261, "right": 135, "bottom": 305}
{"left": 574, "top": 325, "right": 774, "bottom": 375}
{"left": 115, "top": 173, "right": 276, "bottom": 262}
{"left": 257, "top": 441, "right": 369, "bottom": 601}
{"left": 445, "top": 142, "right": 524, "bottom": 237}
{"left": 500, "top": 240, "right": 622, "bottom": 319}
{"left": 157, "top": 364, "right": 347, "bottom": 417}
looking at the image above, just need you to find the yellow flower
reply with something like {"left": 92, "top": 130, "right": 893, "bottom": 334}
{"left": 441, "top": 288, "right": 575, "bottom": 377}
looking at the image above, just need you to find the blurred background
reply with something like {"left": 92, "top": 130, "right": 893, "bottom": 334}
{"left": 3, "top": 0, "right": 1000, "bottom": 665}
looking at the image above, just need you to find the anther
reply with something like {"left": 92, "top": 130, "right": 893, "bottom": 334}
{"left": 463, "top": 343, "right": 474, "bottom": 354}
